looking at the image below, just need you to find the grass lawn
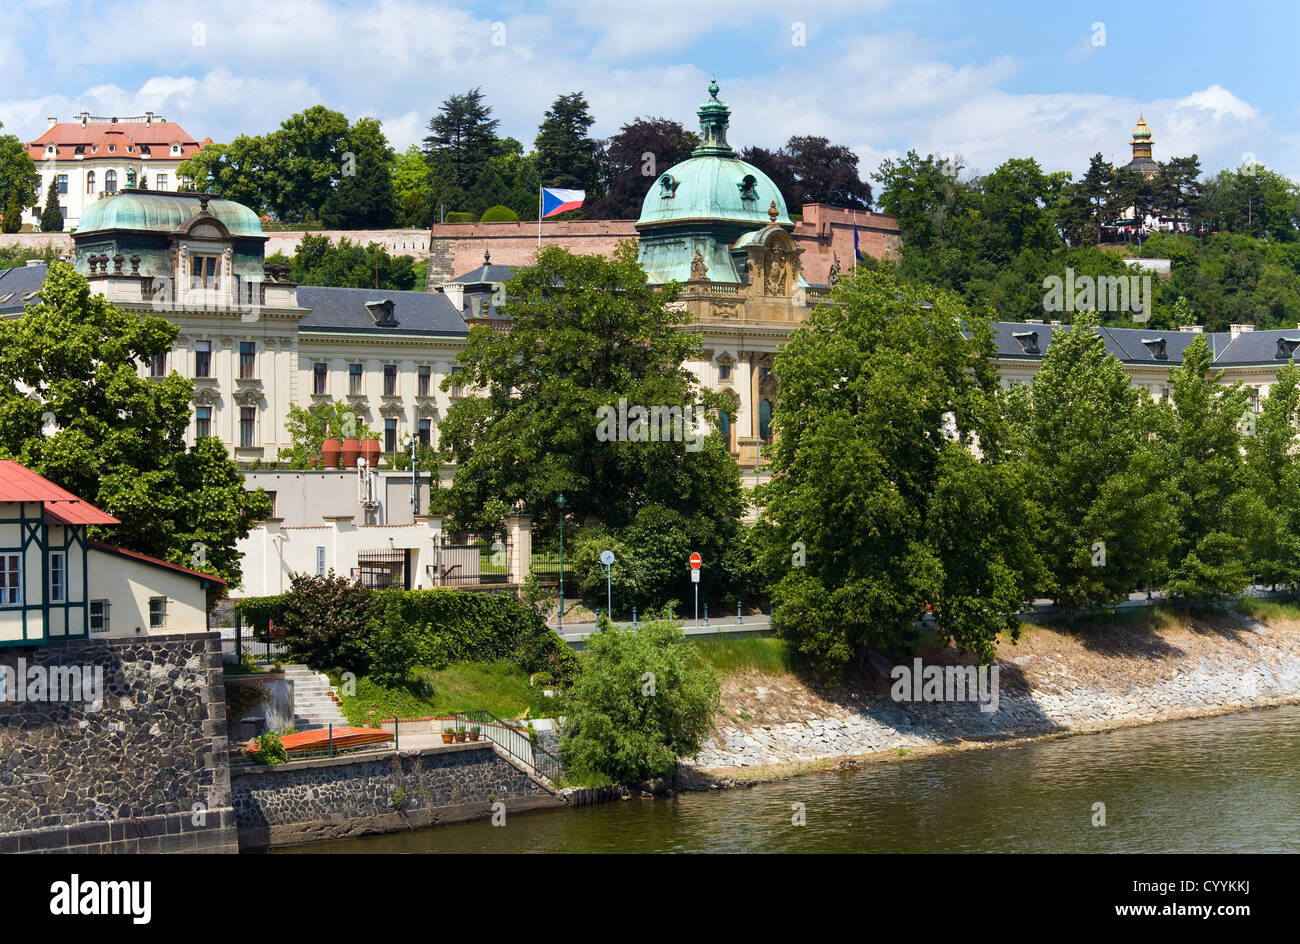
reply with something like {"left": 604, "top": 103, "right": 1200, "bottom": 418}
{"left": 1235, "top": 597, "right": 1300, "bottom": 622}
{"left": 334, "top": 660, "right": 557, "bottom": 725}
{"left": 688, "top": 635, "right": 793, "bottom": 675}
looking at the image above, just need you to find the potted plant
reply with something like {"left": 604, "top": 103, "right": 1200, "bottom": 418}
{"left": 468, "top": 726, "right": 481, "bottom": 742}
{"left": 441, "top": 727, "right": 455, "bottom": 744}
{"left": 454, "top": 728, "right": 468, "bottom": 743}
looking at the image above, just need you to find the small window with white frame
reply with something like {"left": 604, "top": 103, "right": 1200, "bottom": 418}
{"left": 316, "top": 546, "right": 326, "bottom": 577}
{"left": 1, "top": 553, "right": 22, "bottom": 605}
{"left": 49, "top": 550, "right": 66, "bottom": 603}
{"left": 148, "top": 596, "right": 167, "bottom": 629}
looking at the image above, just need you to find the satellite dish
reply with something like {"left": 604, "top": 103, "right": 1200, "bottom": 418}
{"left": 600, "top": 550, "right": 615, "bottom": 566}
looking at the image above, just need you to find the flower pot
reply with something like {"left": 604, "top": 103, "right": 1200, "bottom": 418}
{"left": 441, "top": 733, "right": 454, "bottom": 744}
{"left": 468, "top": 732, "right": 480, "bottom": 742}
{"left": 321, "top": 438, "right": 341, "bottom": 468}
{"left": 454, "top": 731, "right": 467, "bottom": 743}
{"left": 340, "top": 438, "right": 361, "bottom": 469}
{"left": 362, "top": 438, "right": 381, "bottom": 468}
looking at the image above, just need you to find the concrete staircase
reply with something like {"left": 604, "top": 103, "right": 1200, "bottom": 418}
{"left": 282, "top": 665, "right": 350, "bottom": 731}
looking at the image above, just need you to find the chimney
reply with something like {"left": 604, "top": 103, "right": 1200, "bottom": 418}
{"left": 145, "top": 111, "right": 153, "bottom": 126}
{"left": 1179, "top": 325, "right": 1204, "bottom": 333}
{"left": 1230, "top": 324, "right": 1254, "bottom": 339}
{"left": 47, "top": 117, "right": 57, "bottom": 128}
{"left": 1024, "top": 318, "right": 1044, "bottom": 325}
{"left": 79, "top": 111, "right": 88, "bottom": 128}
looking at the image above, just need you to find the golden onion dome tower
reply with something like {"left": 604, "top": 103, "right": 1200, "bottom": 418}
{"left": 1124, "top": 115, "right": 1158, "bottom": 177}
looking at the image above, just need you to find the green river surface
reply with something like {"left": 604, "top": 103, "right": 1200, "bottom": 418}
{"left": 277, "top": 704, "right": 1300, "bottom": 853}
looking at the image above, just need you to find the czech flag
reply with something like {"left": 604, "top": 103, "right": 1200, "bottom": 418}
{"left": 542, "top": 187, "right": 585, "bottom": 218}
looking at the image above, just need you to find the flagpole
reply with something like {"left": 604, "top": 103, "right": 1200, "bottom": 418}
{"left": 852, "top": 210, "right": 858, "bottom": 274}
{"left": 538, "top": 186, "right": 542, "bottom": 248}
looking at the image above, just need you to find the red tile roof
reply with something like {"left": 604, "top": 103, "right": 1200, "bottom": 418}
{"left": 89, "top": 540, "right": 226, "bottom": 586}
{"left": 0, "top": 460, "right": 119, "bottom": 524}
{"left": 28, "top": 119, "right": 205, "bottom": 162}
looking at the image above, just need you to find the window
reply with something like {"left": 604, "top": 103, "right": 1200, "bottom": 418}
{"left": 50, "top": 551, "right": 66, "bottom": 603}
{"left": 384, "top": 419, "right": 397, "bottom": 454}
{"left": 349, "top": 363, "right": 362, "bottom": 395}
{"left": 266, "top": 491, "right": 277, "bottom": 518}
{"left": 56, "top": 174, "right": 68, "bottom": 195}
{"left": 1, "top": 554, "right": 21, "bottom": 605}
{"left": 149, "top": 352, "right": 166, "bottom": 377}
{"left": 195, "top": 407, "right": 211, "bottom": 439}
{"left": 155, "top": 173, "right": 168, "bottom": 190}
{"left": 759, "top": 399, "right": 774, "bottom": 445}
{"left": 418, "top": 418, "right": 431, "bottom": 446}
{"left": 148, "top": 597, "right": 167, "bottom": 630}
{"left": 105, "top": 169, "right": 118, "bottom": 193}
{"left": 418, "top": 366, "right": 431, "bottom": 397}
{"left": 107, "top": 145, "right": 116, "bottom": 154}
{"left": 194, "top": 340, "right": 211, "bottom": 377}
{"left": 450, "top": 366, "right": 464, "bottom": 396}
{"left": 190, "top": 254, "right": 219, "bottom": 289}
{"left": 316, "top": 547, "right": 327, "bottom": 577}
{"left": 313, "top": 362, "right": 328, "bottom": 395}
{"left": 86, "top": 171, "right": 95, "bottom": 193}
{"left": 718, "top": 363, "right": 732, "bottom": 381}
{"left": 240, "top": 407, "right": 256, "bottom": 447}
{"left": 90, "top": 600, "right": 110, "bottom": 634}
{"left": 383, "top": 364, "right": 397, "bottom": 396}
{"left": 717, "top": 409, "right": 731, "bottom": 439}
{"left": 1250, "top": 387, "right": 1261, "bottom": 414}
{"left": 239, "top": 341, "right": 256, "bottom": 379}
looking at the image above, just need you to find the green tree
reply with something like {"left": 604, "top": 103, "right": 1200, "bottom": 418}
{"left": 278, "top": 400, "right": 378, "bottom": 468}
{"left": 320, "top": 116, "right": 397, "bottom": 229}
{"left": 39, "top": 177, "right": 63, "bottom": 232}
{"left": 0, "top": 128, "right": 39, "bottom": 215}
{"left": 392, "top": 144, "right": 433, "bottom": 227}
{"left": 422, "top": 88, "right": 502, "bottom": 195}
{"left": 287, "top": 235, "right": 417, "bottom": 290}
{"left": 562, "top": 619, "right": 720, "bottom": 784}
{"left": 590, "top": 117, "right": 699, "bottom": 219}
{"left": 1244, "top": 360, "right": 1300, "bottom": 588}
{"left": 0, "top": 262, "right": 270, "bottom": 585}
{"left": 270, "top": 105, "right": 352, "bottom": 222}
{"left": 437, "top": 243, "right": 740, "bottom": 546}
{"left": 759, "top": 270, "right": 1041, "bottom": 673}
{"left": 1007, "top": 314, "right": 1173, "bottom": 609}
{"left": 1, "top": 191, "right": 21, "bottom": 233}
{"left": 534, "top": 92, "right": 598, "bottom": 197}
{"left": 1163, "top": 335, "right": 1256, "bottom": 600}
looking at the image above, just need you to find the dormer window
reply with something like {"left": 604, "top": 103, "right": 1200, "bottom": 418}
{"left": 171, "top": 144, "right": 181, "bottom": 156}
{"left": 659, "top": 173, "right": 679, "bottom": 198}
{"left": 108, "top": 145, "right": 115, "bottom": 153}
{"left": 1277, "top": 338, "right": 1300, "bottom": 359}
{"left": 737, "top": 174, "right": 758, "bottom": 201}
{"left": 46, "top": 145, "right": 55, "bottom": 155}
{"left": 1141, "top": 337, "right": 1167, "bottom": 359}
{"left": 366, "top": 299, "right": 398, "bottom": 327}
{"left": 1012, "top": 330, "right": 1039, "bottom": 354}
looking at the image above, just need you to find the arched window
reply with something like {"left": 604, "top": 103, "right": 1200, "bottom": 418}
{"left": 105, "top": 170, "right": 118, "bottom": 194}
{"left": 759, "top": 399, "right": 773, "bottom": 445}
{"left": 86, "top": 171, "right": 95, "bottom": 193}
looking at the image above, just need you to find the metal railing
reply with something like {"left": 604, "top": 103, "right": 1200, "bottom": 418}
{"left": 428, "top": 538, "right": 510, "bottom": 587}
{"left": 453, "top": 710, "right": 563, "bottom": 782}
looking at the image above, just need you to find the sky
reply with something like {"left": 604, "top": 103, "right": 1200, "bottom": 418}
{"left": 3, "top": 0, "right": 1298, "bottom": 188}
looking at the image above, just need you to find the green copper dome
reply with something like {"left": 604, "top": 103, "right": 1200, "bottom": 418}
{"left": 76, "top": 190, "right": 264, "bottom": 238}
{"left": 636, "top": 79, "right": 794, "bottom": 284}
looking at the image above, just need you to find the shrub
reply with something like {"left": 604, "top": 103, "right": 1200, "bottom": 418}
{"left": 368, "top": 620, "right": 419, "bottom": 687}
{"left": 251, "top": 731, "right": 289, "bottom": 766}
{"left": 446, "top": 211, "right": 474, "bottom": 223}
{"left": 277, "top": 572, "right": 380, "bottom": 674}
{"left": 562, "top": 620, "right": 720, "bottom": 784}
{"left": 224, "top": 681, "right": 269, "bottom": 719}
{"left": 479, "top": 204, "right": 519, "bottom": 222}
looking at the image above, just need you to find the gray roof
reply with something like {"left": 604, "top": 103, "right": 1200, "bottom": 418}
{"left": 296, "top": 285, "right": 468, "bottom": 337}
{"left": 986, "top": 321, "right": 1300, "bottom": 367}
{"left": 0, "top": 263, "right": 49, "bottom": 314}
{"left": 447, "top": 253, "right": 518, "bottom": 286}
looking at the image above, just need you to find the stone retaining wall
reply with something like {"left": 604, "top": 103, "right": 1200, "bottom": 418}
{"left": 0, "top": 632, "right": 237, "bottom": 853}
{"left": 230, "top": 741, "right": 563, "bottom": 850}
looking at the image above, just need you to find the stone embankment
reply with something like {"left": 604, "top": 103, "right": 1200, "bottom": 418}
{"left": 688, "top": 611, "right": 1300, "bottom": 776}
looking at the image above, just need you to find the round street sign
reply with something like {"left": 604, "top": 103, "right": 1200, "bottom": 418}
{"left": 689, "top": 552, "right": 702, "bottom": 570}
{"left": 600, "top": 550, "right": 615, "bottom": 566}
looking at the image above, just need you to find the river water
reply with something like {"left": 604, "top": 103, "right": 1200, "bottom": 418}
{"left": 278, "top": 704, "right": 1300, "bottom": 853}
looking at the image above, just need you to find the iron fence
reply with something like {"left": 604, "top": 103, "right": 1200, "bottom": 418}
{"left": 530, "top": 550, "right": 573, "bottom": 586}
{"left": 453, "top": 710, "right": 563, "bottom": 782}
{"left": 427, "top": 537, "right": 510, "bottom": 587}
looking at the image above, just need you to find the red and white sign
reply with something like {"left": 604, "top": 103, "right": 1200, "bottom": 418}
{"left": 689, "top": 552, "right": 702, "bottom": 570}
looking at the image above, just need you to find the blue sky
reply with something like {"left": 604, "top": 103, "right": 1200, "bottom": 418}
{"left": 3, "top": 0, "right": 1297, "bottom": 186}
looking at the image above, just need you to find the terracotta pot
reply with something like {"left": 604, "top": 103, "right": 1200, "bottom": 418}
{"left": 362, "top": 438, "right": 381, "bottom": 468}
{"left": 441, "top": 733, "right": 454, "bottom": 744}
{"left": 454, "top": 731, "right": 467, "bottom": 743}
{"left": 321, "top": 438, "right": 341, "bottom": 468}
{"left": 468, "top": 732, "right": 480, "bottom": 742}
{"left": 340, "top": 437, "right": 361, "bottom": 469}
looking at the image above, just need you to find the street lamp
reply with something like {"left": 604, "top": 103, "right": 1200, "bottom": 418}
{"left": 403, "top": 432, "right": 419, "bottom": 516}
{"left": 556, "top": 494, "right": 567, "bottom": 632}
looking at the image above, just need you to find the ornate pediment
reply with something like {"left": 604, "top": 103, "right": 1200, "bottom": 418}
{"left": 192, "top": 386, "right": 220, "bottom": 407}
{"left": 233, "top": 387, "right": 262, "bottom": 408}
{"left": 740, "top": 226, "right": 805, "bottom": 298}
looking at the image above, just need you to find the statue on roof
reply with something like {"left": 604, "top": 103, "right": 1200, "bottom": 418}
{"left": 829, "top": 254, "right": 841, "bottom": 286}
{"left": 690, "top": 249, "right": 709, "bottom": 281}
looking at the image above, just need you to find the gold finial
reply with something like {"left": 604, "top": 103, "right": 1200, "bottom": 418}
{"left": 768, "top": 200, "right": 778, "bottom": 223}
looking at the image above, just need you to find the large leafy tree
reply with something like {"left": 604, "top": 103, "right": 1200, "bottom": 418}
{"left": 320, "top": 117, "right": 397, "bottom": 229}
{"left": 758, "top": 270, "right": 1041, "bottom": 673}
{"left": 437, "top": 242, "right": 741, "bottom": 565}
{"left": 0, "top": 262, "right": 270, "bottom": 586}
{"left": 279, "top": 234, "right": 417, "bottom": 290}
{"left": 1244, "top": 360, "right": 1300, "bottom": 588}
{"left": 1162, "top": 335, "right": 1256, "bottom": 600}
{"left": 744, "top": 135, "right": 872, "bottom": 211}
{"left": 1007, "top": 314, "right": 1173, "bottom": 609}
{"left": 589, "top": 118, "right": 699, "bottom": 219}
{"left": 534, "top": 92, "right": 598, "bottom": 196}
{"left": 0, "top": 126, "right": 39, "bottom": 214}
{"left": 562, "top": 619, "right": 720, "bottom": 784}
{"left": 278, "top": 400, "right": 379, "bottom": 469}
